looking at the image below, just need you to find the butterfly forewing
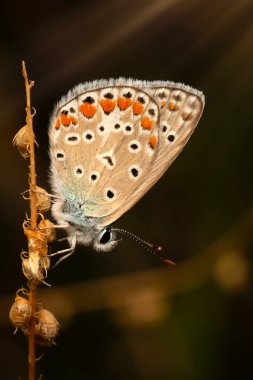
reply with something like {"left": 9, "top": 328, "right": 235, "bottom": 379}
{"left": 50, "top": 84, "right": 160, "bottom": 224}
{"left": 125, "top": 85, "right": 204, "bottom": 208}
{"left": 49, "top": 79, "right": 204, "bottom": 228}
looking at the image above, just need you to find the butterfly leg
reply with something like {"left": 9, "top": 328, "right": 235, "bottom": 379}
{"left": 49, "top": 234, "right": 77, "bottom": 268}
{"left": 22, "top": 188, "right": 65, "bottom": 201}
{"left": 49, "top": 237, "right": 69, "bottom": 245}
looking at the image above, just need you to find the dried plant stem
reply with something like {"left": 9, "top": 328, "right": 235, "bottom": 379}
{"left": 22, "top": 61, "right": 37, "bottom": 228}
{"left": 22, "top": 61, "right": 37, "bottom": 380}
{"left": 28, "top": 282, "right": 37, "bottom": 380}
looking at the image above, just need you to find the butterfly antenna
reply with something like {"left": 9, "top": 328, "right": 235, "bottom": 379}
{"left": 111, "top": 228, "right": 175, "bottom": 266}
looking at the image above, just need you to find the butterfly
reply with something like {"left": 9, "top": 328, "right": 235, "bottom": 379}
{"left": 49, "top": 78, "right": 204, "bottom": 264}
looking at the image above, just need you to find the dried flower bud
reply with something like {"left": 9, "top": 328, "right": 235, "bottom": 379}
{"left": 22, "top": 221, "right": 51, "bottom": 276}
{"left": 23, "top": 222, "right": 48, "bottom": 258}
{"left": 40, "top": 256, "right": 51, "bottom": 272}
{"left": 9, "top": 293, "right": 31, "bottom": 329}
{"left": 35, "top": 186, "right": 51, "bottom": 212}
{"left": 12, "top": 125, "right": 32, "bottom": 158}
{"left": 22, "top": 256, "right": 44, "bottom": 283}
{"left": 35, "top": 309, "right": 60, "bottom": 346}
{"left": 38, "top": 219, "right": 56, "bottom": 243}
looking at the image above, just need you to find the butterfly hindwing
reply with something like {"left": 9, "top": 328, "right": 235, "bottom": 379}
{"left": 49, "top": 79, "right": 204, "bottom": 228}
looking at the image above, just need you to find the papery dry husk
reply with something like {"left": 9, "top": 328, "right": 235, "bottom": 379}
{"left": 34, "top": 186, "right": 51, "bottom": 212}
{"left": 35, "top": 308, "right": 60, "bottom": 346}
{"left": 22, "top": 256, "right": 45, "bottom": 283}
{"left": 12, "top": 125, "right": 31, "bottom": 158}
{"left": 9, "top": 294, "right": 31, "bottom": 329}
{"left": 38, "top": 219, "right": 56, "bottom": 243}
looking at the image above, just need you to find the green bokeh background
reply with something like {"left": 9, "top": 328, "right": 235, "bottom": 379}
{"left": 1, "top": 0, "right": 253, "bottom": 379}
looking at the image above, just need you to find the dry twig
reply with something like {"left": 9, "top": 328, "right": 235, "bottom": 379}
{"left": 11, "top": 62, "right": 58, "bottom": 380}
{"left": 22, "top": 60, "right": 37, "bottom": 380}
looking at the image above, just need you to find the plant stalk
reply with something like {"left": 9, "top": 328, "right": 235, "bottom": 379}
{"left": 22, "top": 60, "right": 37, "bottom": 380}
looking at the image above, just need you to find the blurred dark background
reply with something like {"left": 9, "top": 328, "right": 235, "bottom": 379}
{"left": 1, "top": 0, "right": 253, "bottom": 379}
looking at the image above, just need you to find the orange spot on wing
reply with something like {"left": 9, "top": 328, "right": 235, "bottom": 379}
{"left": 60, "top": 113, "right": 71, "bottom": 127}
{"left": 118, "top": 97, "right": 132, "bottom": 110}
{"left": 70, "top": 116, "right": 78, "bottom": 125}
{"left": 149, "top": 136, "right": 157, "bottom": 149}
{"left": 60, "top": 113, "right": 78, "bottom": 127}
{"left": 99, "top": 99, "right": 116, "bottom": 113}
{"left": 141, "top": 116, "right": 154, "bottom": 130}
{"left": 161, "top": 101, "right": 167, "bottom": 108}
{"left": 168, "top": 102, "right": 179, "bottom": 111}
{"left": 182, "top": 112, "right": 191, "bottom": 121}
{"left": 80, "top": 103, "right": 97, "bottom": 118}
{"left": 55, "top": 118, "right": 60, "bottom": 129}
{"left": 133, "top": 101, "right": 144, "bottom": 115}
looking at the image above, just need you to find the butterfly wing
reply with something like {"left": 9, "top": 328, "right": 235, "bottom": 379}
{"left": 119, "top": 83, "right": 205, "bottom": 218}
{"left": 49, "top": 79, "right": 204, "bottom": 228}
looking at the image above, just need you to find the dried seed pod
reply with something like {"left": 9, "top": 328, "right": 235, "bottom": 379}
{"left": 9, "top": 293, "right": 31, "bottom": 329}
{"left": 35, "top": 309, "right": 60, "bottom": 346}
{"left": 34, "top": 186, "right": 51, "bottom": 212}
{"left": 40, "top": 256, "right": 51, "bottom": 272}
{"left": 23, "top": 221, "right": 48, "bottom": 258}
{"left": 38, "top": 219, "right": 56, "bottom": 243}
{"left": 22, "top": 222, "right": 51, "bottom": 276}
{"left": 22, "top": 256, "right": 44, "bottom": 283}
{"left": 12, "top": 125, "right": 31, "bottom": 158}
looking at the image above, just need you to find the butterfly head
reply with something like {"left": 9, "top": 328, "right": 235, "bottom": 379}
{"left": 93, "top": 226, "right": 118, "bottom": 252}
{"left": 68, "top": 222, "right": 118, "bottom": 252}
{"left": 52, "top": 198, "right": 175, "bottom": 264}
{"left": 52, "top": 198, "right": 118, "bottom": 252}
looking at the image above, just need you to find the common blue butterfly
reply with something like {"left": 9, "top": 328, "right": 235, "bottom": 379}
{"left": 49, "top": 78, "right": 204, "bottom": 264}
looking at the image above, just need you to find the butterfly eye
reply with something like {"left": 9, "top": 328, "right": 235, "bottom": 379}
{"left": 93, "top": 227, "right": 118, "bottom": 252}
{"left": 99, "top": 228, "right": 112, "bottom": 244}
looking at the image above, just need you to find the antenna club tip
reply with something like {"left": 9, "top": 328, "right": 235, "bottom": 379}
{"left": 162, "top": 259, "right": 176, "bottom": 266}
